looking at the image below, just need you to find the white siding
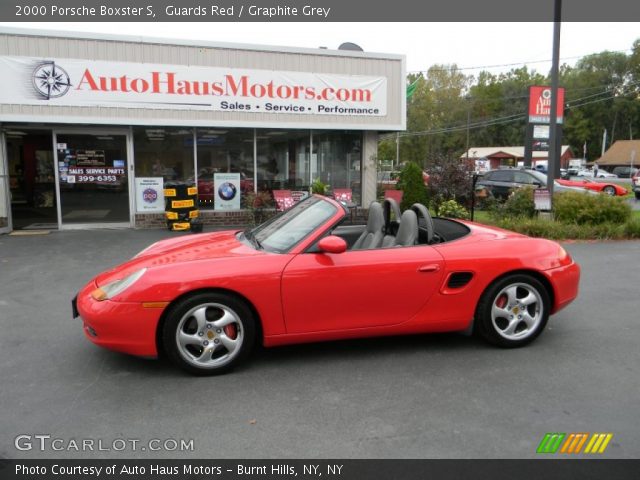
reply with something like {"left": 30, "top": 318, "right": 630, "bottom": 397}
{"left": 0, "top": 31, "right": 404, "bottom": 130}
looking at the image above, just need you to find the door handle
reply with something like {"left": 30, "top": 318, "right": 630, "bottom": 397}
{"left": 418, "top": 264, "right": 440, "bottom": 273}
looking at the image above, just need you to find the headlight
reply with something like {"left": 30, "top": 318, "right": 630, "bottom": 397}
{"left": 91, "top": 268, "right": 147, "bottom": 301}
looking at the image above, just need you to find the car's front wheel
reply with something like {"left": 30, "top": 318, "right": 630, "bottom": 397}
{"left": 162, "top": 292, "right": 256, "bottom": 375}
{"left": 602, "top": 185, "right": 616, "bottom": 196}
{"left": 475, "top": 274, "right": 550, "bottom": 348}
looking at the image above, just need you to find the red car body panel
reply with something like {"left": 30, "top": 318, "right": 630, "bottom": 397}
{"left": 556, "top": 178, "right": 627, "bottom": 196}
{"left": 75, "top": 196, "right": 580, "bottom": 358}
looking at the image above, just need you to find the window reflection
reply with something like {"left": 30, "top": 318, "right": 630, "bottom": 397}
{"left": 256, "top": 129, "right": 310, "bottom": 193}
{"left": 312, "top": 131, "right": 362, "bottom": 203}
{"left": 196, "top": 129, "right": 254, "bottom": 209}
{"left": 133, "top": 127, "right": 194, "bottom": 184}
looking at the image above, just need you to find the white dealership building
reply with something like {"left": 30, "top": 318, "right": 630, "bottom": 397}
{"left": 0, "top": 27, "right": 405, "bottom": 232}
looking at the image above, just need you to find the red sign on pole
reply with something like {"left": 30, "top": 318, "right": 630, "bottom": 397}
{"left": 528, "top": 86, "right": 565, "bottom": 124}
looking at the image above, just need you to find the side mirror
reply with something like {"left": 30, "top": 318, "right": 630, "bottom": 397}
{"left": 532, "top": 181, "right": 542, "bottom": 187}
{"left": 318, "top": 235, "right": 347, "bottom": 254}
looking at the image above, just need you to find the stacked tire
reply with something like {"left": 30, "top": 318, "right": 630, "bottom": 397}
{"left": 164, "top": 183, "right": 200, "bottom": 231}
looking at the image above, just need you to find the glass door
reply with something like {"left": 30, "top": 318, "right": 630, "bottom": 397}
{"left": 54, "top": 131, "right": 131, "bottom": 228}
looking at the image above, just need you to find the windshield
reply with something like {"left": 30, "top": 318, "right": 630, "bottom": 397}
{"left": 247, "top": 196, "right": 338, "bottom": 253}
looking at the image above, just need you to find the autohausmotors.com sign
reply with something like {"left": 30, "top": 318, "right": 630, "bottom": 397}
{"left": 0, "top": 55, "right": 387, "bottom": 116}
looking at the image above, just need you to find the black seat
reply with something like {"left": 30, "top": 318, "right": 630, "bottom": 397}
{"left": 352, "top": 202, "right": 384, "bottom": 250}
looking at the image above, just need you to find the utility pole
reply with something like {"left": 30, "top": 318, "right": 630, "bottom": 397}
{"left": 465, "top": 96, "right": 471, "bottom": 164}
{"left": 602, "top": 129, "right": 607, "bottom": 157}
{"left": 547, "top": 0, "right": 562, "bottom": 199}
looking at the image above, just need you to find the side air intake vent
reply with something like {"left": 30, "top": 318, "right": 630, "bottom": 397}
{"left": 447, "top": 272, "right": 474, "bottom": 289}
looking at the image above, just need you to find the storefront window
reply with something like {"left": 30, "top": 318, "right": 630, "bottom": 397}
{"left": 133, "top": 127, "right": 195, "bottom": 184}
{"left": 195, "top": 129, "right": 254, "bottom": 209}
{"left": 312, "top": 131, "right": 362, "bottom": 203}
{"left": 256, "top": 129, "right": 311, "bottom": 194}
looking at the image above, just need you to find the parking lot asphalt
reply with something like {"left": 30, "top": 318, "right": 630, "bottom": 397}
{"left": 0, "top": 228, "right": 639, "bottom": 459}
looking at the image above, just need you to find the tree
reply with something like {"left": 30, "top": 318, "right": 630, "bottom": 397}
{"left": 396, "top": 161, "right": 428, "bottom": 211}
{"left": 426, "top": 154, "right": 475, "bottom": 212}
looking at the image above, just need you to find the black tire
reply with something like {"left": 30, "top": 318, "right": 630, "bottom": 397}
{"left": 162, "top": 292, "right": 256, "bottom": 375}
{"left": 635, "top": 192, "right": 640, "bottom": 200}
{"left": 602, "top": 185, "right": 616, "bottom": 196}
{"left": 475, "top": 274, "right": 550, "bottom": 348}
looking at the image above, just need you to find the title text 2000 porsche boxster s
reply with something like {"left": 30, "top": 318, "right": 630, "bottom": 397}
{"left": 73, "top": 195, "right": 580, "bottom": 375}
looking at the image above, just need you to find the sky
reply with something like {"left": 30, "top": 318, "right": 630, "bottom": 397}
{"left": 0, "top": 22, "right": 638, "bottom": 78}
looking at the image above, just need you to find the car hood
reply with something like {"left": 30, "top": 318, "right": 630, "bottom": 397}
{"left": 95, "top": 230, "right": 262, "bottom": 286}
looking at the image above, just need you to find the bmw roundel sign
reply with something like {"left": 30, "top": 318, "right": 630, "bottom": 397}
{"left": 214, "top": 173, "right": 241, "bottom": 210}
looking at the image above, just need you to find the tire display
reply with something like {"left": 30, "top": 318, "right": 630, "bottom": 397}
{"left": 164, "top": 183, "right": 199, "bottom": 231}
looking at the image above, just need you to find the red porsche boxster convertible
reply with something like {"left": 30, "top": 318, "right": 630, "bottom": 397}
{"left": 73, "top": 195, "right": 580, "bottom": 375}
{"left": 556, "top": 178, "right": 627, "bottom": 196}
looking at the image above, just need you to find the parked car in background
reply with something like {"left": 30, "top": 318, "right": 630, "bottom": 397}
{"left": 556, "top": 177, "right": 628, "bottom": 196}
{"left": 576, "top": 169, "right": 618, "bottom": 179}
{"left": 475, "top": 168, "right": 594, "bottom": 200}
{"left": 611, "top": 166, "right": 639, "bottom": 179}
{"left": 632, "top": 170, "right": 640, "bottom": 200}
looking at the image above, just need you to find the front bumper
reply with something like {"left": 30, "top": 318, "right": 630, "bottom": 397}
{"left": 544, "top": 260, "right": 581, "bottom": 314}
{"left": 74, "top": 281, "right": 164, "bottom": 358}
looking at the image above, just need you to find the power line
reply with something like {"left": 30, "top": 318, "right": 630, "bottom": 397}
{"left": 407, "top": 48, "right": 633, "bottom": 75}
{"left": 382, "top": 84, "right": 638, "bottom": 141}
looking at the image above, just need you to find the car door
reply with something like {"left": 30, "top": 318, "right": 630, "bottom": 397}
{"left": 281, "top": 245, "right": 445, "bottom": 334}
{"left": 486, "top": 170, "right": 515, "bottom": 199}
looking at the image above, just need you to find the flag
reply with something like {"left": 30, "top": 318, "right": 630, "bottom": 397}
{"left": 406, "top": 79, "right": 419, "bottom": 99}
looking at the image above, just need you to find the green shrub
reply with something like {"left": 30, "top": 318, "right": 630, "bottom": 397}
{"left": 492, "top": 217, "right": 636, "bottom": 240}
{"left": 397, "top": 161, "right": 428, "bottom": 211}
{"left": 553, "top": 191, "right": 631, "bottom": 225}
{"left": 489, "top": 187, "right": 536, "bottom": 220}
{"left": 437, "top": 199, "right": 469, "bottom": 219}
{"left": 623, "top": 218, "right": 640, "bottom": 238}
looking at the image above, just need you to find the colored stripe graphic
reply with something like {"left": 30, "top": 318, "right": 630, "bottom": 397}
{"left": 560, "top": 433, "right": 589, "bottom": 454}
{"left": 537, "top": 433, "right": 566, "bottom": 454}
{"left": 584, "top": 433, "right": 613, "bottom": 454}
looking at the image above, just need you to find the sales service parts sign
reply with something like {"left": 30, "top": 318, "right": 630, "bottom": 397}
{"left": 0, "top": 56, "right": 387, "bottom": 116}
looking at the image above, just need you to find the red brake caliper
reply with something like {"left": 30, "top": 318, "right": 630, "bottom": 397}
{"left": 224, "top": 324, "right": 237, "bottom": 339}
{"left": 496, "top": 294, "right": 508, "bottom": 309}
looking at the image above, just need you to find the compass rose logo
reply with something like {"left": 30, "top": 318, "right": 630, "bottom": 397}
{"left": 32, "top": 61, "right": 72, "bottom": 99}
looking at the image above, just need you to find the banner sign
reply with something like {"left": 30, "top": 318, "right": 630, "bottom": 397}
{"left": 135, "top": 177, "right": 164, "bottom": 213}
{"left": 0, "top": 56, "right": 387, "bottom": 116}
{"left": 528, "top": 86, "right": 564, "bottom": 124}
{"left": 214, "top": 173, "right": 241, "bottom": 210}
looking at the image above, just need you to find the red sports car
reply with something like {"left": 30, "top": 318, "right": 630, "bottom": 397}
{"left": 556, "top": 178, "right": 627, "bottom": 196}
{"left": 73, "top": 196, "right": 580, "bottom": 375}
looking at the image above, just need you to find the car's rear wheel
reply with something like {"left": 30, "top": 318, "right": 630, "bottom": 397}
{"left": 635, "top": 192, "right": 640, "bottom": 200}
{"left": 162, "top": 292, "right": 256, "bottom": 375}
{"left": 602, "top": 185, "right": 616, "bottom": 196}
{"left": 475, "top": 274, "right": 550, "bottom": 348}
